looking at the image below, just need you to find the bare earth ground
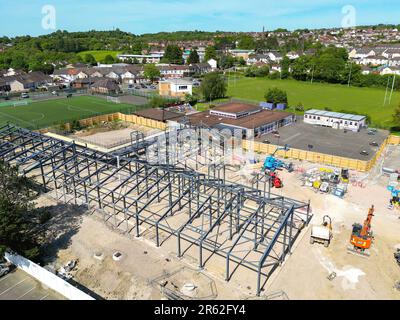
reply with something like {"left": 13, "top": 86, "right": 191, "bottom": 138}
{"left": 72, "top": 122, "right": 161, "bottom": 148}
{"left": 36, "top": 144, "right": 400, "bottom": 300}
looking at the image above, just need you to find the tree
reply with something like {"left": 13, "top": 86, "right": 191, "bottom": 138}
{"left": 0, "top": 162, "right": 40, "bottom": 260}
{"left": 102, "top": 54, "right": 115, "bottom": 65}
{"left": 162, "top": 45, "right": 183, "bottom": 64}
{"left": 245, "top": 65, "right": 269, "bottom": 77}
{"left": 280, "top": 56, "right": 291, "bottom": 79}
{"left": 204, "top": 46, "right": 217, "bottom": 62}
{"left": 184, "top": 93, "right": 198, "bottom": 106}
{"left": 218, "top": 55, "right": 235, "bottom": 70}
{"left": 238, "top": 57, "right": 246, "bottom": 66}
{"left": 265, "top": 87, "right": 288, "bottom": 104}
{"left": 144, "top": 64, "right": 160, "bottom": 82}
{"left": 237, "top": 35, "right": 255, "bottom": 50}
{"left": 187, "top": 49, "right": 200, "bottom": 64}
{"left": 200, "top": 72, "right": 227, "bottom": 101}
{"left": 291, "top": 55, "right": 312, "bottom": 81}
{"left": 84, "top": 53, "right": 96, "bottom": 66}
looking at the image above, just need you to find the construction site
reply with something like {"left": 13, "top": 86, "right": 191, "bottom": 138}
{"left": 0, "top": 114, "right": 400, "bottom": 300}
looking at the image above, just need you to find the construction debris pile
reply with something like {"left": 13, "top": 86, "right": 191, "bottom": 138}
{"left": 301, "top": 168, "right": 350, "bottom": 198}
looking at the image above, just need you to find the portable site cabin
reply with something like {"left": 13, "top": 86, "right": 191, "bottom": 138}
{"left": 303, "top": 109, "right": 366, "bottom": 132}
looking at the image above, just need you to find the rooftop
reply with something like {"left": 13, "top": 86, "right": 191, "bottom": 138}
{"left": 211, "top": 102, "right": 261, "bottom": 115}
{"left": 161, "top": 79, "right": 192, "bottom": 85}
{"left": 180, "top": 108, "right": 293, "bottom": 130}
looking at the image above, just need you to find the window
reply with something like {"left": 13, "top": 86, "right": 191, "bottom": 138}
{"left": 178, "top": 85, "right": 188, "bottom": 90}
{"left": 317, "top": 117, "right": 320, "bottom": 120}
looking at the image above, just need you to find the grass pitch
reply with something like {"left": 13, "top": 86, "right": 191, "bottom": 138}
{"left": 224, "top": 76, "right": 399, "bottom": 129}
{"left": 77, "top": 50, "right": 122, "bottom": 61}
{"left": 0, "top": 95, "right": 143, "bottom": 129}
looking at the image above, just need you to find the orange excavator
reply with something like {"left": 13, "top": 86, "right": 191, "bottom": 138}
{"left": 348, "top": 205, "right": 375, "bottom": 257}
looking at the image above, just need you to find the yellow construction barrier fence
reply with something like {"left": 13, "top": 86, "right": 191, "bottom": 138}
{"left": 243, "top": 134, "right": 400, "bottom": 172}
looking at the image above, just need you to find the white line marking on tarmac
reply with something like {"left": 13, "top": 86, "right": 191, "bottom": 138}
{"left": 0, "top": 277, "right": 28, "bottom": 296}
{"left": 40, "top": 294, "right": 49, "bottom": 300}
{"left": 16, "top": 286, "right": 36, "bottom": 300}
{"left": 0, "top": 273, "right": 12, "bottom": 283}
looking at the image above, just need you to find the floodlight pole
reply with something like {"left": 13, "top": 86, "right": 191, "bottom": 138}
{"left": 383, "top": 76, "right": 390, "bottom": 106}
{"left": 347, "top": 63, "right": 353, "bottom": 87}
{"left": 310, "top": 65, "right": 315, "bottom": 84}
{"left": 389, "top": 75, "right": 396, "bottom": 104}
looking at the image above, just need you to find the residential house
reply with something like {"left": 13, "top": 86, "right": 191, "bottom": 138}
{"left": 348, "top": 47, "right": 376, "bottom": 59}
{"left": 90, "top": 79, "right": 121, "bottom": 94}
{"left": 117, "top": 53, "right": 163, "bottom": 64}
{"left": 188, "top": 63, "right": 211, "bottom": 75}
{"left": 380, "top": 66, "right": 400, "bottom": 76}
{"left": 71, "top": 77, "right": 99, "bottom": 89}
{"left": 246, "top": 54, "right": 270, "bottom": 65}
{"left": 52, "top": 68, "right": 80, "bottom": 83}
{"left": 228, "top": 49, "right": 255, "bottom": 60}
{"left": 0, "top": 79, "right": 10, "bottom": 93}
{"left": 267, "top": 52, "right": 283, "bottom": 63}
{"left": 0, "top": 68, "right": 25, "bottom": 77}
{"left": 207, "top": 59, "right": 218, "bottom": 71}
{"left": 286, "top": 51, "right": 301, "bottom": 60}
{"left": 360, "top": 55, "right": 389, "bottom": 66}
{"left": 158, "top": 65, "right": 190, "bottom": 79}
{"left": 3, "top": 72, "right": 52, "bottom": 92}
{"left": 388, "top": 57, "right": 400, "bottom": 67}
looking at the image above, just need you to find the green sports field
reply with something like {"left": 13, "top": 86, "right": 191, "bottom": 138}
{"left": 225, "top": 76, "right": 400, "bottom": 129}
{"left": 77, "top": 50, "right": 122, "bottom": 61}
{"left": 0, "top": 96, "right": 143, "bottom": 129}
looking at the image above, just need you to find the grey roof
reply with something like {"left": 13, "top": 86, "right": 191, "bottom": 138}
{"left": 305, "top": 109, "right": 366, "bottom": 121}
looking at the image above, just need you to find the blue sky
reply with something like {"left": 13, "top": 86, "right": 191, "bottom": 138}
{"left": 1, "top": 0, "right": 399, "bottom": 37}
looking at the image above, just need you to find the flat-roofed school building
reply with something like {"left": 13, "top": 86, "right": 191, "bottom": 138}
{"left": 304, "top": 109, "right": 367, "bottom": 132}
{"left": 179, "top": 102, "right": 296, "bottom": 136}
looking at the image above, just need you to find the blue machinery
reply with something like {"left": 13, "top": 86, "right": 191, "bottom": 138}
{"left": 262, "top": 144, "right": 294, "bottom": 173}
{"left": 0, "top": 124, "right": 311, "bottom": 296}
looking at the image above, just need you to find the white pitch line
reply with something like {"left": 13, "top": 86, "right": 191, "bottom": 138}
{"left": 0, "top": 110, "right": 34, "bottom": 126}
{"left": 0, "top": 277, "right": 28, "bottom": 296}
{"left": 16, "top": 286, "right": 36, "bottom": 300}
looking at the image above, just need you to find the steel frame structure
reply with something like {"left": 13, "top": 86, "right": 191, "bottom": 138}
{"left": 0, "top": 124, "right": 312, "bottom": 296}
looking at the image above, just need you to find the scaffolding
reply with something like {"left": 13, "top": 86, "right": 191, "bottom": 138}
{"left": 0, "top": 124, "right": 312, "bottom": 296}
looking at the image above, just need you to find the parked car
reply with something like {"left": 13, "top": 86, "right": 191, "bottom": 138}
{"left": 20, "top": 92, "right": 29, "bottom": 99}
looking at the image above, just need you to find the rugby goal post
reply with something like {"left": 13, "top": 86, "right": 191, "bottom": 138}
{"left": 106, "top": 96, "right": 121, "bottom": 104}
